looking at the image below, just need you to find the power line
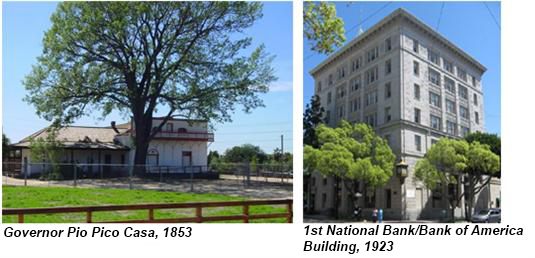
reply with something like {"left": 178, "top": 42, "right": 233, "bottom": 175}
{"left": 216, "top": 130, "right": 292, "bottom": 135}
{"left": 483, "top": 2, "right": 501, "bottom": 31}
{"left": 436, "top": 2, "right": 445, "bottom": 31}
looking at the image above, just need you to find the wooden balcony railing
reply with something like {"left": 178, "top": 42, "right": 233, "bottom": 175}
{"left": 3, "top": 199, "right": 293, "bottom": 223}
{"left": 153, "top": 131, "right": 214, "bottom": 142}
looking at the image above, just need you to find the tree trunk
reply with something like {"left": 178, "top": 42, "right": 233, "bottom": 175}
{"left": 132, "top": 112, "right": 154, "bottom": 175}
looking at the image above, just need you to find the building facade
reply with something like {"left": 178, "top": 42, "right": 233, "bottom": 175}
{"left": 13, "top": 118, "right": 214, "bottom": 176}
{"left": 307, "top": 8, "right": 500, "bottom": 220}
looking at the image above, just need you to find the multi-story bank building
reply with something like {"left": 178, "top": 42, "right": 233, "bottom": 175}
{"left": 307, "top": 8, "right": 500, "bottom": 221}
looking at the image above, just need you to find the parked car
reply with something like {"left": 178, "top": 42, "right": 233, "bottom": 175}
{"left": 471, "top": 208, "right": 501, "bottom": 223}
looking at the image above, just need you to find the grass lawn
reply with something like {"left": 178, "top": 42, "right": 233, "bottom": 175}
{"left": 2, "top": 186, "right": 289, "bottom": 223}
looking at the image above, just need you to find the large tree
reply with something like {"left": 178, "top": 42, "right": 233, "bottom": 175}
{"left": 304, "top": 121, "right": 396, "bottom": 217}
{"left": 304, "top": 2, "right": 346, "bottom": 54}
{"left": 223, "top": 144, "right": 267, "bottom": 164}
{"left": 303, "top": 95, "right": 324, "bottom": 149}
{"left": 414, "top": 138, "right": 500, "bottom": 221}
{"left": 2, "top": 133, "right": 11, "bottom": 160}
{"left": 24, "top": 2, "right": 276, "bottom": 167}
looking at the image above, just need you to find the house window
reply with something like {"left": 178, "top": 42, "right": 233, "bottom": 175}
{"left": 447, "top": 121, "right": 457, "bottom": 135}
{"left": 472, "top": 76, "right": 477, "bottom": 87}
{"left": 428, "top": 50, "right": 440, "bottom": 65}
{"left": 475, "top": 112, "right": 480, "bottom": 124}
{"left": 385, "top": 37, "right": 392, "bottom": 51}
{"left": 337, "top": 66, "right": 346, "bottom": 80}
{"left": 384, "top": 107, "right": 391, "bottom": 123}
{"left": 414, "top": 84, "right": 421, "bottom": 100}
{"left": 338, "top": 105, "right": 344, "bottom": 118}
{"left": 182, "top": 151, "right": 192, "bottom": 167}
{"left": 365, "top": 90, "right": 378, "bottom": 106}
{"left": 459, "top": 85, "right": 468, "bottom": 100}
{"left": 473, "top": 93, "right": 478, "bottom": 105}
{"left": 415, "top": 135, "right": 422, "bottom": 151}
{"left": 460, "top": 106, "right": 469, "bottom": 119}
{"left": 385, "top": 59, "right": 392, "bottom": 75}
{"left": 336, "top": 86, "right": 346, "bottom": 99}
{"left": 351, "top": 76, "right": 361, "bottom": 91}
{"left": 430, "top": 115, "right": 441, "bottom": 130}
{"left": 352, "top": 97, "right": 361, "bottom": 111}
{"left": 461, "top": 126, "right": 470, "bottom": 137}
{"left": 385, "top": 83, "right": 392, "bottom": 99}
{"left": 325, "top": 110, "right": 331, "bottom": 124}
{"left": 429, "top": 91, "right": 441, "bottom": 108}
{"left": 317, "top": 81, "right": 322, "bottom": 92}
{"left": 413, "top": 61, "right": 420, "bottom": 76}
{"left": 367, "top": 46, "right": 379, "bottom": 62}
{"left": 444, "top": 77, "right": 455, "bottom": 93}
{"left": 429, "top": 68, "right": 441, "bottom": 86}
{"left": 328, "top": 74, "right": 333, "bottom": 85}
{"left": 446, "top": 99, "right": 456, "bottom": 114}
{"left": 351, "top": 56, "right": 362, "bottom": 72}
{"left": 327, "top": 92, "right": 332, "bottom": 104}
{"left": 414, "top": 108, "right": 421, "bottom": 124}
{"left": 366, "top": 66, "right": 379, "bottom": 84}
{"left": 385, "top": 189, "right": 392, "bottom": 209}
{"left": 444, "top": 59, "right": 454, "bottom": 73}
{"left": 365, "top": 113, "right": 378, "bottom": 127}
{"left": 458, "top": 68, "right": 467, "bottom": 81}
{"left": 322, "top": 193, "right": 327, "bottom": 208}
{"left": 165, "top": 122, "right": 173, "bottom": 132}
{"left": 413, "top": 39, "right": 419, "bottom": 53}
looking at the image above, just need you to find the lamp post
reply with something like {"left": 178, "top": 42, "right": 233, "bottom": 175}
{"left": 396, "top": 160, "right": 408, "bottom": 220}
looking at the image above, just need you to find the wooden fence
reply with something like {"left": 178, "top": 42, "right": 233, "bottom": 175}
{"left": 2, "top": 199, "right": 293, "bottom": 223}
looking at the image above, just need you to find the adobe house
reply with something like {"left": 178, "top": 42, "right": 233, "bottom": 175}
{"left": 11, "top": 117, "right": 214, "bottom": 178}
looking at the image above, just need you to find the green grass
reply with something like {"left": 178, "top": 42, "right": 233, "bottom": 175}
{"left": 2, "top": 186, "right": 289, "bottom": 223}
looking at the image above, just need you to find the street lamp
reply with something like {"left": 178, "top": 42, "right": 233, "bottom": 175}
{"left": 396, "top": 160, "right": 408, "bottom": 184}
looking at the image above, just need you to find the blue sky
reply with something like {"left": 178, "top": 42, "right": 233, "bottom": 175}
{"left": 2, "top": 2, "right": 293, "bottom": 154}
{"left": 303, "top": 1, "right": 501, "bottom": 135}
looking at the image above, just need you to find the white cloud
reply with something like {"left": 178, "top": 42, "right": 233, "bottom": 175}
{"left": 269, "top": 81, "right": 293, "bottom": 92}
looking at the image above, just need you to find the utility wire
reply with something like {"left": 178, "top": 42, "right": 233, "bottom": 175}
{"left": 483, "top": 2, "right": 501, "bottom": 31}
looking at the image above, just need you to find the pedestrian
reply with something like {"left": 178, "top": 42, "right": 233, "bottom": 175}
{"left": 372, "top": 208, "right": 378, "bottom": 223}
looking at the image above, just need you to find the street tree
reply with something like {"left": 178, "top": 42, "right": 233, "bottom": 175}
{"left": 304, "top": 120, "right": 396, "bottom": 217}
{"left": 223, "top": 144, "right": 267, "bottom": 163}
{"left": 304, "top": 2, "right": 346, "bottom": 54}
{"left": 303, "top": 95, "right": 324, "bottom": 149}
{"left": 414, "top": 138, "right": 500, "bottom": 221}
{"left": 23, "top": 2, "right": 276, "bottom": 168}
{"left": 3, "top": 133, "right": 11, "bottom": 160}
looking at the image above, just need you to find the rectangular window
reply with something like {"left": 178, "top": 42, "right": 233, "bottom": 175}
{"left": 385, "top": 59, "right": 392, "bottom": 75}
{"left": 414, "top": 84, "right": 421, "bottom": 100}
{"left": 475, "top": 112, "right": 480, "bottom": 124}
{"left": 336, "top": 86, "right": 346, "bottom": 99}
{"left": 365, "top": 90, "right": 378, "bottom": 106}
{"left": 328, "top": 74, "right": 333, "bottom": 85}
{"left": 325, "top": 110, "right": 331, "bottom": 124}
{"left": 351, "top": 56, "right": 361, "bottom": 71}
{"left": 352, "top": 97, "right": 360, "bottom": 111}
{"left": 429, "top": 68, "right": 441, "bottom": 86}
{"left": 413, "top": 39, "right": 419, "bottom": 53}
{"left": 444, "top": 59, "right": 454, "bottom": 73}
{"left": 385, "top": 189, "right": 392, "bottom": 209}
{"left": 327, "top": 92, "right": 332, "bottom": 104}
{"left": 431, "top": 139, "right": 438, "bottom": 145}
{"left": 366, "top": 66, "right": 379, "bottom": 84}
{"left": 428, "top": 50, "right": 440, "bottom": 65}
{"left": 459, "top": 85, "right": 468, "bottom": 100}
{"left": 414, "top": 108, "right": 421, "bottom": 124}
{"left": 458, "top": 68, "right": 467, "bottom": 81}
{"left": 384, "top": 107, "right": 391, "bottom": 123}
{"left": 461, "top": 126, "right": 470, "bottom": 137}
{"left": 431, "top": 115, "right": 441, "bottom": 130}
{"left": 350, "top": 76, "right": 361, "bottom": 91}
{"left": 446, "top": 99, "right": 456, "bottom": 114}
{"left": 385, "top": 37, "right": 392, "bottom": 51}
{"left": 317, "top": 81, "right": 322, "bottom": 92}
{"left": 365, "top": 113, "right": 377, "bottom": 127}
{"left": 385, "top": 83, "right": 391, "bottom": 99}
{"left": 429, "top": 91, "right": 441, "bottom": 108}
{"left": 444, "top": 77, "right": 455, "bottom": 93}
{"left": 415, "top": 135, "right": 422, "bottom": 151}
{"left": 460, "top": 106, "right": 469, "bottom": 119}
{"left": 473, "top": 93, "right": 478, "bottom": 105}
{"left": 338, "top": 105, "right": 344, "bottom": 118}
{"left": 413, "top": 61, "right": 420, "bottom": 76}
{"left": 447, "top": 121, "right": 457, "bottom": 135}
{"left": 367, "top": 46, "right": 379, "bottom": 63}
{"left": 472, "top": 76, "right": 477, "bottom": 87}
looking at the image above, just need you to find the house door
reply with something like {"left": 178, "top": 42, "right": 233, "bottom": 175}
{"left": 182, "top": 151, "right": 192, "bottom": 167}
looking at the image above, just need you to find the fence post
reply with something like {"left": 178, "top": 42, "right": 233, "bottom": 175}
{"left": 23, "top": 159, "right": 28, "bottom": 187}
{"left": 129, "top": 165, "right": 133, "bottom": 190}
{"left": 287, "top": 202, "right": 293, "bottom": 223}
{"left": 245, "top": 161, "right": 250, "bottom": 187}
{"left": 243, "top": 204, "right": 249, "bottom": 223}
{"left": 195, "top": 206, "right": 202, "bottom": 223}
{"left": 73, "top": 164, "right": 77, "bottom": 187}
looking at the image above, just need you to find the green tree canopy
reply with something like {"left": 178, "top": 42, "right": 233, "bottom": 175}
{"left": 223, "top": 144, "right": 267, "bottom": 163}
{"left": 304, "top": 2, "right": 346, "bottom": 54}
{"left": 465, "top": 131, "right": 500, "bottom": 156}
{"left": 415, "top": 138, "right": 500, "bottom": 220}
{"left": 23, "top": 2, "right": 276, "bottom": 166}
{"left": 3, "top": 133, "right": 11, "bottom": 159}
{"left": 28, "top": 128, "right": 65, "bottom": 179}
{"left": 303, "top": 95, "right": 324, "bottom": 148}
{"left": 304, "top": 121, "right": 396, "bottom": 189}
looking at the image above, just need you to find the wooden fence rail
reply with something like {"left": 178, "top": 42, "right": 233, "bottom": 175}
{"left": 2, "top": 199, "right": 293, "bottom": 223}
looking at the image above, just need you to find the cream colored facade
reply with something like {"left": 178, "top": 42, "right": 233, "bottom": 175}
{"left": 307, "top": 8, "right": 500, "bottom": 220}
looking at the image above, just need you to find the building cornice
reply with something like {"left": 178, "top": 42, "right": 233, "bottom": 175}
{"left": 310, "top": 8, "right": 486, "bottom": 77}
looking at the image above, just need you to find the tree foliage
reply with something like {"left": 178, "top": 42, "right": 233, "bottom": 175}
{"left": 304, "top": 121, "right": 396, "bottom": 188}
{"left": 223, "top": 144, "right": 267, "bottom": 163}
{"left": 303, "top": 95, "right": 324, "bottom": 148}
{"left": 465, "top": 132, "right": 500, "bottom": 157}
{"left": 415, "top": 138, "right": 500, "bottom": 220}
{"left": 3, "top": 134, "right": 11, "bottom": 159}
{"left": 304, "top": 2, "right": 346, "bottom": 54}
{"left": 28, "top": 129, "right": 65, "bottom": 179}
{"left": 23, "top": 2, "right": 276, "bottom": 166}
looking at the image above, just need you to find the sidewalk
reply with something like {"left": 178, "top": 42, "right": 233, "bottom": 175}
{"left": 304, "top": 214, "right": 441, "bottom": 223}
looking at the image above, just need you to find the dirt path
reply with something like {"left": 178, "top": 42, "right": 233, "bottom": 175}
{"left": 2, "top": 176, "right": 292, "bottom": 199}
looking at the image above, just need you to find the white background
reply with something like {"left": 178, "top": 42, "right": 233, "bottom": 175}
{"left": 1, "top": 0, "right": 535, "bottom": 257}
